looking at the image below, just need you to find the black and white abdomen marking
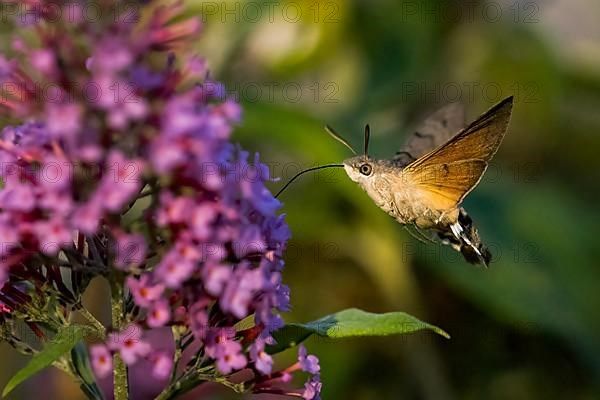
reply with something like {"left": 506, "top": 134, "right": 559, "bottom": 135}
{"left": 438, "top": 208, "right": 492, "bottom": 267}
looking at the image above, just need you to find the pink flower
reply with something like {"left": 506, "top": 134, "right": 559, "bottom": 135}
{"left": 114, "top": 231, "right": 147, "bottom": 270}
{"left": 190, "top": 202, "right": 218, "bottom": 240}
{"left": 298, "top": 345, "right": 320, "bottom": 374}
{"left": 217, "top": 99, "right": 242, "bottom": 122}
{"left": 97, "top": 151, "right": 144, "bottom": 212}
{"left": 215, "top": 341, "right": 247, "bottom": 375}
{"left": 250, "top": 338, "right": 274, "bottom": 375}
{"left": 0, "top": 183, "right": 36, "bottom": 212}
{"left": 36, "top": 155, "right": 75, "bottom": 191}
{"left": 302, "top": 376, "right": 322, "bottom": 400}
{"left": 203, "top": 263, "right": 231, "bottom": 296}
{"left": 147, "top": 300, "right": 171, "bottom": 328}
{"left": 205, "top": 328, "right": 248, "bottom": 374}
{"left": 156, "top": 193, "right": 194, "bottom": 226}
{"left": 183, "top": 55, "right": 207, "bottom": 79}
{"left": 108, "top": 325, "right": 151, "bottom": 365}
{"left": 71, "top": 200, "right": 103, "bottom": 234}
{"left": 149, "top": 138, "right": 187, "bottom": 173}
{"left": 151, "top": 352, "right": 173, "bottom": 380}
{"left": 90, "top": 344, "right": 112, "bottom": 379}
{"left": 106, "top": 95, "right": 149, "bottom": 129}
{"left": 30, "top": 49, "right": 56, "bottom": 76}
{"left": 188, "top": 302, "right": 209, "bottom": 339}
{"left": 91, "top": 38, "right": 133, "bottom": 72}
{"left": 127, "top": 276, "right": 164, "bottom": 308}
{"left": 155, "top": 251, "right": 195, "bottom": 289}
{"left": 221, "top": 265, "right": 265, "bottom": 318}
{"left": 45, "top": 103, "right": 82, "bottom": 139}
{"left": 0, "top": 218, "right": 19, "bottom": 256}
{"left": 0, "top": 1, "right": 315, "bottom": 397}
{"left": 233, "top": 224, "right": 267, "bottom": 258}
{"left": 33, "top": 217, "right": 73, "bottom": 255}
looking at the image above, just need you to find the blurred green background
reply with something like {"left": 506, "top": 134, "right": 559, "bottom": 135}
{"left": 2, "top": 0, "right": 600, "bottom": 399}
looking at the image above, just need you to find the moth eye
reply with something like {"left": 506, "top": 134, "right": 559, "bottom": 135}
{"left": 359, "top": 163, "right": 372, "bottom": 176}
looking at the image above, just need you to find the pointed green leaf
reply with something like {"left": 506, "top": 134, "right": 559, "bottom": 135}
{"left": 71, "top": 341, "right": 105, "bottom": 400}
{"left": 233, "top": 314, "right": 255, "bottom": 332}
{"left": 268, "top": 308, "right": 449, "bottom": 354}
{"left": 3, "top": 325, "right": 93, "bottom": 397}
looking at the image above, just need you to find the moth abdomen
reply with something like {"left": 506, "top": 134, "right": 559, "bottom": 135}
{"left": 439, "top": 208, "right": 491, "bottom": 267}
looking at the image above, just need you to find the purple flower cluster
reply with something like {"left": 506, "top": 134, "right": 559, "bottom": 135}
{"left": 0, "top": 1, "right": 320, "bottom": 398}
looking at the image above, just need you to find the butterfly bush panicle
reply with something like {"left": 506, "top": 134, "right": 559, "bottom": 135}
{"left": 0, "top": 1, "right": 320, "bottom": 398}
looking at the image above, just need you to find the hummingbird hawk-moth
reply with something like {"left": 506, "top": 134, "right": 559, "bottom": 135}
{"left": 276, "top": 96, "right": 514, "bottom": 267}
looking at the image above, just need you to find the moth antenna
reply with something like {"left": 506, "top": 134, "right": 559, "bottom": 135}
{"left": 324, "top": 125, "right": 357, "bottom": 155}
{"left": 275, "top": 164, "right": 344, "bottom": 198}
{"left": 364, "top": 124, "right": 370, "bottom": 156}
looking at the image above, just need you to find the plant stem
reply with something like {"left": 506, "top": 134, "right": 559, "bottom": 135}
{"left": 154, "top": 368, "right": 244, "bottom": 400}
{"left": 77, "top": 307, "right": 106, "bottom": 338}
{"left": 154, "top": 373, "right": 207, "bottom": 400}
{"left": 110, "top": 274, "right": 129, "bottom": 400}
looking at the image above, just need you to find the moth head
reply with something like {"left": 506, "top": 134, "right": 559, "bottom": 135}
{"left": 324, "top": 123, "right": 379, "bottom": 186}
{"left": 342, "top": 123, "right": 376, "bottom": 184}
{"left": 343, "top": 155, "right": 376, "bottom": 184}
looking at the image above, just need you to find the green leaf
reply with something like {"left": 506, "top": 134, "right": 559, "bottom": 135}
{"left": 71, "top": 341, "right": 105, "bottom": 400}
{"left": 233, "top": 314, "right": 255, "bottom": 332}
{"left": 268, "top": 308, "right": 449, "bottom": 354}
{"left": 3, "top": 325, "right": 93, "bottom": 397}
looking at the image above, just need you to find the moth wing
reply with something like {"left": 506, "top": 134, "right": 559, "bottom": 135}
{"left": 402, "top": 160, "right": 487, "bottom": 211}
{"left": 394, "top": 102, "right": 465, "bottom": 166}
{"left": 403, "top": 96, "right": 513, "bottom": 211}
